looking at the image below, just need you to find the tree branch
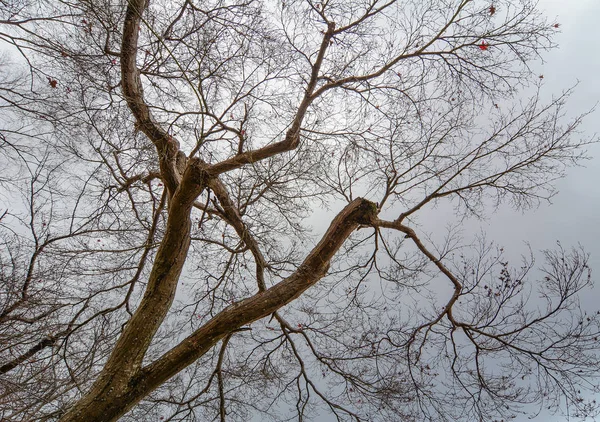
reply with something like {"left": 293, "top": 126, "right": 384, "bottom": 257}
{"left": 59, "top": 198, "right": 377, "bottom": 422}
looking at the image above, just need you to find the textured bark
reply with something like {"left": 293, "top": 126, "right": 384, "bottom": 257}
{"left": 58, "top": 2, "right": 362, "bottom": 420}
{"left": 59, "top": 160, "right": 208, "bottom": 422}
{"left": 120, "top": 0, "right": 182, "bottom": 194}
{"left": 58, "top": 198, "right": 377, "bottom": 422}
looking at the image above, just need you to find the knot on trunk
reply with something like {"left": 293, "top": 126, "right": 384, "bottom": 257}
{"left": 352, "top": 198, "right": 378, "bottom": 225}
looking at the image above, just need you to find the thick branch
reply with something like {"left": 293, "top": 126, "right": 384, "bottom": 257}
{"left": 134, "top": 198, "right": 377, "bottom": 400}
{"left": 121, "top": 0, "right": 181, "bottom": 194}
{"left": 59, "top": 159, "right": 208, "bottom": 422}
{"left": 60, "top": 198, "right": 377, "bottom": 422}
{"left": 207, "top": 22, "right": 336, "bottom": 176}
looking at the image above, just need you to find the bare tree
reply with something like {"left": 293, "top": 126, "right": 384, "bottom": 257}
{"left": 1, "top": 0, "right": 599, "bottom": 421}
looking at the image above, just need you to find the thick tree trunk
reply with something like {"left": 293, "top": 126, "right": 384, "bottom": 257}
{"left": 58, "top": 161, "right": 206, "bottom": 422}
{"left": 58, "top": 198, "right": 377, "bottom": 422}
{"left": 57, "top": 2, "right": 373, "bottom": 420}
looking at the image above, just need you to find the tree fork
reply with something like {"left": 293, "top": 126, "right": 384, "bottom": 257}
{"left": 58, "top": 198, "right": 377, "bottom": 422}
{"left": 58, "top": 159, "right": 208, "bottom": 422}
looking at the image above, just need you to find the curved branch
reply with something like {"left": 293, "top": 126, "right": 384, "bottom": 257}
{"left": 60, "top": 198, "right": 377, "bottom": 422}
{"left": 373, "top": 218, "right": 463, "bottom": 325}
{"left": 120, "top": 0, "right": 181, "bottom": 194}
{"left": 208, "top": 177, "right": 268, "bottom": 291}
{"left": 207, "top": 22, "right": 337, "bottom": 176}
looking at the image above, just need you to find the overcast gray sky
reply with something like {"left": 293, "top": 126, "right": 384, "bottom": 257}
{"left": 453, "top": 1, "right": 600, "bottom": 421}
{"left": 302, "top": 2, "right": 600, "bottom": 420}
{"left": 486, "top": 0, "right": 600, "bottom": 307}
{"left": 2, "top": 1, "right": 597, "bottom": 420}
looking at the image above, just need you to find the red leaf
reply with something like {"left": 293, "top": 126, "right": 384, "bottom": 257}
{"left": 47, "top": 77, "right": 58, "bottom": 88}
{"left": 554, "top": 23, "right": 560, "bottom": 28}
{"left": 479, "top": 41, "right": 489, "bottom": 51}
{"left": 489, "top": 5, "right": 496, "bottom": 15}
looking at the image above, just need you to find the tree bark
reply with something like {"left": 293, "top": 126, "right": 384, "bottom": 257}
{"left": 58, "top": 198, "right": 377, "bottom": 422}
{"left": 58, "top": 160, "right": 207, "bottom": 422}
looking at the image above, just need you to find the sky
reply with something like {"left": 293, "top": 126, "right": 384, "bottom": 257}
{"left": 437, "top": 1, "right": 600, "bottom": 421}
{"left": 271, "top": 2, "right": 599, "bottom": 421}
{"left": 483, "top": 0, "right": 600, "bottom": 308}
{"left": 314, "top": 1, "right": 600, "bottom": 421}
{"left": 291, "top": 1, "right": 600, "bottom": 419}
{"left": 423, "top": 0, "right": 600, "bottom": 269}
{"left": 2, "top": 1, "right": 598, "bottom": 421}
{"left": 506, "top": 3, "right": 600, "bottom": 419}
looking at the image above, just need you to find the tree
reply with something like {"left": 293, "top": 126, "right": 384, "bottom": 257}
{"left": 0, "top": 0, "right": 598, "bottom": 420}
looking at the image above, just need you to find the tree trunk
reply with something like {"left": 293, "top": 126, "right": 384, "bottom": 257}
{"left": 59, "top": 198, "right": 376, "bottom": 422}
